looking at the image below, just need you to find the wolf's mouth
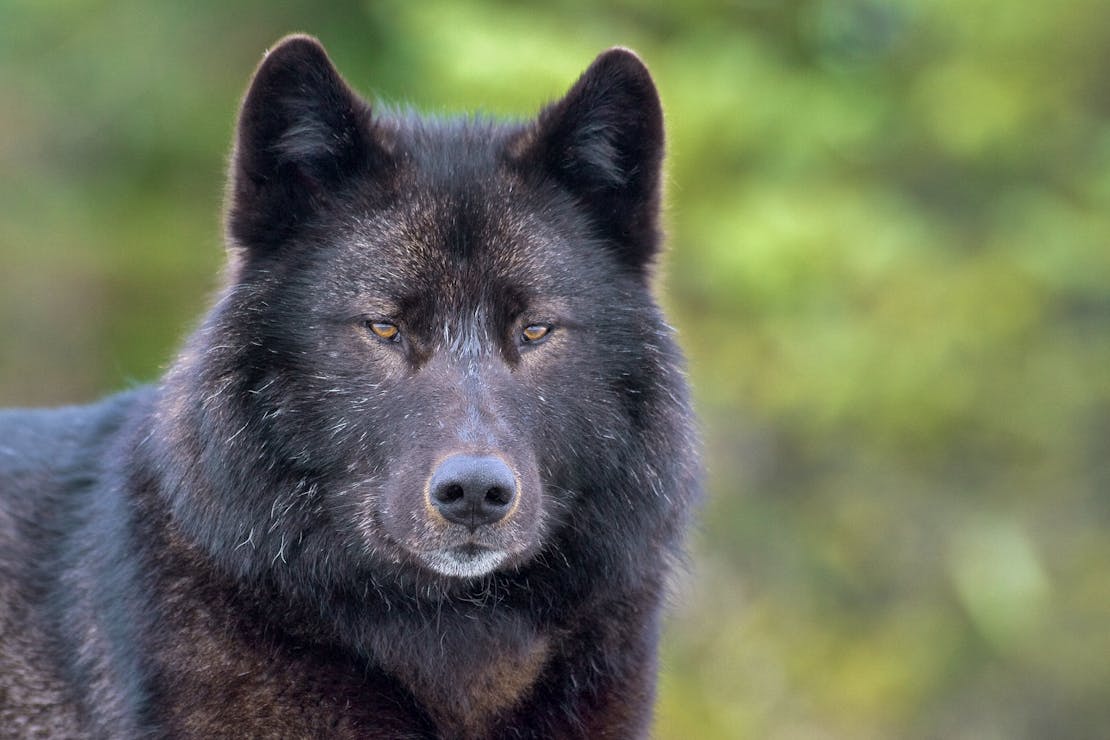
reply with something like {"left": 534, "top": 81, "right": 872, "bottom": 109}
{"left": 418, "top": 545, "right": 507, "bottom": 579}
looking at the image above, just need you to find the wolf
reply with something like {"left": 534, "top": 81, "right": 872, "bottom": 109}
{"left": 0, "top": 35, "right": 699, "bottom": 738}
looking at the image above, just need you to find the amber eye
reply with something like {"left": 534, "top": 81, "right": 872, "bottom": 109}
{"left": 368, "top": 322, "right": 399, "bottom": 341}
{"left": 521, "top": 324, "right": 551, "bottom": 343}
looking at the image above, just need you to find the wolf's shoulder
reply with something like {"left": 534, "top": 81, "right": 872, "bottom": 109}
{"left": 0, "top": 387, "right": 153, "bottom": 503}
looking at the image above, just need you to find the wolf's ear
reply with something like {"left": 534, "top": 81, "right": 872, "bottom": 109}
{"left": 227, "top": 35, "right": 381, "bottom": 251}
{"left": 514, "top": 48, "right": 665, "bottom": 272}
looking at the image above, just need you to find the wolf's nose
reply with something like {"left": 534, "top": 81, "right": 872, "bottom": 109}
{"left": 428, "top": 455, "right": 517, "bottom": 528}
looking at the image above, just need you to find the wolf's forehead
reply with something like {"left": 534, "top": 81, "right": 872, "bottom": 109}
{"left": 345, "top": 193, "right": 561, "bottom": 277}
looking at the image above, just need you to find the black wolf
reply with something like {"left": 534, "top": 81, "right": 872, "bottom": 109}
{"left": 0, "top": 35, "right": 699, "bottom": 738}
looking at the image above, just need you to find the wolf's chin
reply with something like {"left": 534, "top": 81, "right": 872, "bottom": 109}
{"left": 419, "top": 547, "right": 508, "bottom": 578}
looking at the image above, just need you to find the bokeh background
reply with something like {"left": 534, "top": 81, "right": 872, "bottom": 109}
{"left": 2, "top": 1, "right": 1109, "bottom": 737}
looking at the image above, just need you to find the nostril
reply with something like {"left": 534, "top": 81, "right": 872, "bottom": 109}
{"left": 485, "top": 485, "right": 511, "bottom": 508}
{"left": 439, "top": 483, "right": 465, "bottom": 504}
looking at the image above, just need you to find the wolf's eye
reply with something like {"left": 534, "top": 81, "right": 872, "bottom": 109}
{"left": 521, "top": 324, "right": 551, "bottom": 343}
{"left": 368, "top": 322, "right": 400, "bottom": 342}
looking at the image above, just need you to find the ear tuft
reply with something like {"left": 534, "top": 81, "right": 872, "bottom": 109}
{"left": 228, "top": 35, "right": 380, "bottom": 253}
{"left": 514, "top": 48, "right": 665, "bottom": 272}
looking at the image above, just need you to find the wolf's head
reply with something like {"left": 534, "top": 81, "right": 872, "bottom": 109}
{"left": 154, "top": 36, "right": 693, "bottom": 595}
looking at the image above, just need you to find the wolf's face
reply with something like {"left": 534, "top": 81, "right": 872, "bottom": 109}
{"left": 161, "top": 37, "right": 672, "bottom": 584}
{"left": 250, "top": 185, "right": 601, "bottom": 579}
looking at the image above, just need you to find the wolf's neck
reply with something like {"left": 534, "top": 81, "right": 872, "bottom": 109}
{"left": 366, "top": 609, "right": 552, "bottom": 736}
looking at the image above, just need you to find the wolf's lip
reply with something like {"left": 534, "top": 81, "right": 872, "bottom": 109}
{"left": 454, "top": 543, "right": 492, "bottom": 558}
{"left": 419, "top": 545, "right": 508, "bottom": 578}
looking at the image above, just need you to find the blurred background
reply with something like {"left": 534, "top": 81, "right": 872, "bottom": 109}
{"left": 2, "top": 1, "right": 1109, "bottom": 737}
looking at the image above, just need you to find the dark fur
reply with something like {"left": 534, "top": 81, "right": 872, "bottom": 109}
{"left": 0, "top": 36, "right": 699, "bottom": 738}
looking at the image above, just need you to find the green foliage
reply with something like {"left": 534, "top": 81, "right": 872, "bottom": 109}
{"left": 2, "top": 1, "right": 1108, "bottom": 736}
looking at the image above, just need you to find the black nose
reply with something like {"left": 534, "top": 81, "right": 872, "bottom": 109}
{"left": 428, "top": 455, "right": 517, "bottom": 528}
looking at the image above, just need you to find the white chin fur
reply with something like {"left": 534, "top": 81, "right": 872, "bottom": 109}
{"left": 421, "top": 548, "right": 507, "bottom": 578}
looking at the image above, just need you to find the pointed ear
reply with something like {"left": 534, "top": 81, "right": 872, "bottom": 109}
{"left": 227, "top": 35, "right": 382, "bottom": 252}
{"left": 513, "top": 48, "right": 665, "bottom": 272}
